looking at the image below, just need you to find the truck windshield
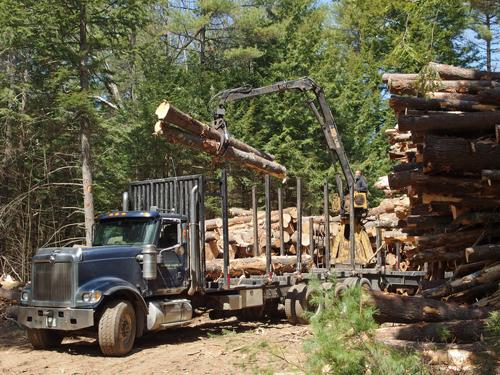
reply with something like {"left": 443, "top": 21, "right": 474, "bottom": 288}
{"left": 92, "top": 219, "right": 157, "bottom": 246}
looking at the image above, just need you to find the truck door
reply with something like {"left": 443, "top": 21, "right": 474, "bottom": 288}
{"left": 156, "top": 219, "right": 187, "bottom": 289}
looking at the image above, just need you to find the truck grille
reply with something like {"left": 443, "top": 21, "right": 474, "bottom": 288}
{"left": 33, "top": 262, "right": 73, "bottom": 302}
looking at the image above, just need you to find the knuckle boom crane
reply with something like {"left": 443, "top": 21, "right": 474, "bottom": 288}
{"left": 211, "top": 77, "right": 372, "bottom": 267}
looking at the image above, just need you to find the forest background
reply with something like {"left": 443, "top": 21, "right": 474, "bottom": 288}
{"left": 0, "top": 0, "right": 498, "bottom": 280}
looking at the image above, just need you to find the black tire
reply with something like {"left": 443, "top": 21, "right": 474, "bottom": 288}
{"left": 237, "top": 305, "right": 265, "bottom": 322}
{"left": 27, "top": 329, "right": 63, "bottom": 349}
{"left": 284, "top": 297, "right": 296, "bottom": 324}
{"left": 98, "top": 299, "right": 136, "bottom": 357}
{"left": 284, "top": 285, "right": 301, "bottom": 325}
{"left": 295, "top": 284, "right": 322, "bottom": 324}
{"left": 334, "top": 283, "right": 348, "bottom": 298}
{"left": 344, "top": 277, "right": 359, "bottom": 288}
{"left": 359, "top": 278, "right": 372, "bottom": 291}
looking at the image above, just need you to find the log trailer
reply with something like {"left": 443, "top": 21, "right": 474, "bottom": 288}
{"left": 17, "top": 78, "right": 425, "bottom": 357}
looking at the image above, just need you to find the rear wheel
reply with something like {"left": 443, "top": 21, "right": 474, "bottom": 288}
{"left": 98, "top": 299, "right": 136, "bottom": 357}
{"left": 294, "top": 284, "right": 321, "bottom": 324}
{"left": 27, "top": 329, "right": 63, "bottom": 349}
{"left": 284, "top": 285, "right": 299, "bottom": 324}
{"left": 334, "top": 282, "right": 348, "bottom": 298}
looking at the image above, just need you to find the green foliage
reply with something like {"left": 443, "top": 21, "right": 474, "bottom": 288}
{"left": 0, "top": 0, "right": 488, "bottom": 277}
{"left": 485, "top": 310, "right": 500, "bottom": 346}
{"left": 305, "top": 284, "right": 426, "bottom": 375}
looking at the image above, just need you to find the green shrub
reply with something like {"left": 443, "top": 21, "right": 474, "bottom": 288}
{"left": 305, "top": 283, "right": 427, "bottom": 375}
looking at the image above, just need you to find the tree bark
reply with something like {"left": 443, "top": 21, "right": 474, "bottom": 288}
{"left": 79, "top": 1, "right": 94, "bottom": 246}
{"left": 428, "top": 90, "right": 500, "bottom": 106}
{"left": 155, "top": 102, "right": 275, "bottom": 161}
{"left": 389, "top": 95, "right": 499, "bottom": 113}
{"left": 465, "top": 244, "right": 500, "bottom": 263}
{"left": 388, "top": 79, "right": 498, "bottom": 96}
{"left": 423, "top": 135, "right": 500, "bottom": 174}
{"left": 154, "top": 122, "right": 286, "bottom": 179}
{"left": 415, "top": 226, "right": 500, "bottom": 253}
{"left": 421, "top": 263, "right": 500, "bottom": 299}
{"left": 204, "top": 255, "right": 313, "bottom": 280}
{"left": 366, "top": 291, "right": 491, "bottom": 323}
{"left": 398, "top": 111, "right": 500, "bottom": 133}
{"left": 428, "top": 62, "right": 500, "bottom": 80}
{"left": 482, "top": 169, "right": 500, "bottom": 181}
{"left": 374, "top": 319, "right": 487, "bottom": 344}
{"left": 445, "top": 282, "right": 498, "bottom": 304}
{"left": 390, "top": 170, "right": 500, "bottom": 197}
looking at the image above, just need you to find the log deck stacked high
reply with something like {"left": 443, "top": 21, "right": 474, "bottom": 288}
{"left": 383, "top": 62, "right": 500, "bottom": 308}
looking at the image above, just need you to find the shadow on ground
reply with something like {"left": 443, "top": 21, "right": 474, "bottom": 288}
{"left": 0, "top": 316, "right": 288, "bottom": 358}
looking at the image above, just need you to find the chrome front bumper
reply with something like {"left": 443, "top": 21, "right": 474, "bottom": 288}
{"left": 17, "top": 306, "right": 94, "bottom": 330}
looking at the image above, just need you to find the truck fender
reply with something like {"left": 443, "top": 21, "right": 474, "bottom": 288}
{"left": 78, "top": 277, "right": 148, "bottom": 337}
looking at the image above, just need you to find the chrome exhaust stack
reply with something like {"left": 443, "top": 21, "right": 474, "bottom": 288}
{"left": 122, "top": 191, "right": 129, "bottom": 211}
{"left": 188, "top": 186, "right": 202, "bottom": 295}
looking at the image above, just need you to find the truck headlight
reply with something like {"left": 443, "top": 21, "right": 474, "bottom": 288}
{"left": 81, "top": 291, "right": 102, "bottom": 303}
{"left": 21, "top": 291, "right": 29, "bottom": 301}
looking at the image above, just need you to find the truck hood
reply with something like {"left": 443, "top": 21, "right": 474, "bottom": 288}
{"left": 35, "top": 246, "right": 143, "bottom": 263}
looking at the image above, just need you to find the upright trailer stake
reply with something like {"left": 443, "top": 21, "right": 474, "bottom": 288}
{"left": 221, "top": 168, "right": 230, "bottom": 288}
{"left": 265, "top": 175, "right": 272, "bottom": 276}
{"left": 296, "top": 177, "right": 303, "bottom": 272}
{"left": 278, "top": 187, "right": 285, "bottom": 256}
{"left": 349, "top": 184, "right": 356, "bottom": 269}
{"left": 309, "top": 216, "right": 314, "bottom": 257}
{"left": 395, "top": 241, "right": 401, "bottom": 271}
{"left": 323, "top": 181, "right": 331, "bottom": 269}
{"left": 252, "top": 185, "right": 259, "bottom": 257}
{"left": 376, "top": 227, "right": 382, "bottom": 267}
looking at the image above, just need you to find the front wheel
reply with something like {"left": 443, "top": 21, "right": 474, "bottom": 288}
{"left": 98, "top": 299, "right": 136, "bottom": 357}
{"left": 27, "top": 329, "right": 63, "bottom": 349}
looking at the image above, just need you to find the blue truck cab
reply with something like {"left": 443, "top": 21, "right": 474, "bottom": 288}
{"left": 18, "top": 176, "right": 204, "bottom": 356}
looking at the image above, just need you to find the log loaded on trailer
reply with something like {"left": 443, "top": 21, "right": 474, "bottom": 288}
{"left": 17, "top": 78, "right": 425, "bottom": 356}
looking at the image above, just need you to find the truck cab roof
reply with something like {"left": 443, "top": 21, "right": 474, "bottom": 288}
{"left": 96, "top": 210, "right": 187, "bottom": 221}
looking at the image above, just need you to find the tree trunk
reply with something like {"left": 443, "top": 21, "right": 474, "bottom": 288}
{"left": 366, "top": 291, "right": 491, "bottom": 323}
{"left": 417, "top": 226, "right": 500, "bottom": 250}
{"left": 465, "top": 244, "right": 500, "bottom": 263}
{"left": 398, "top": 111, "right": 500, "bottom": 133}
{"left": 428, "top": 90, "right": 500, "bottom": 106}
{"left": 204, "top": 255, "right": 313, "bottom": 280}
{"left": 423, "top": 135, "right": 500, "bottom": 174}
{"left": 388, "top": 79, "right": 497, "bottom": 96}
{"left": 421, "top": 263, "right": 500, "bottom": 299}
{"left": 445, "top": 282, "right": 498, "bottom": 304}
{"left": 428, "top": 62, "right": 500, "bottom": 80}
{"left": 374, "top": 319, "right": 487, "bottom": 344}
{"left": 79, "top": 1, "right": 94, "bottom": 246}
{"left": 389, "top": 95, "right": 499, "bottom": 113}
{"left": 154, "top": 121, "right": 286, "bottom": 179}
{"left": 155, "top": 102, "right": 275, "bottom": 161}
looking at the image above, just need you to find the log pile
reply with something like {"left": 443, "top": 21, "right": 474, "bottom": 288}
{"left": 154, "top": 102, "right": 287, "bottom": 179}
{"left": 0, "top": 275, "right": 20, "bottom": 323}
{"left": 204, "top": 206, "right": 339, "bottom": 261}
{"left": 383, "top": 62, "right": 500, "bottom": 304}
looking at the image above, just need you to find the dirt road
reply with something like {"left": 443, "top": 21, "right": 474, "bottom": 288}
{"left": 0, "top": 316, "right": 309, "bottom": 374}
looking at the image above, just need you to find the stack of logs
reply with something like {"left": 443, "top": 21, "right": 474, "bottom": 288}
{"left": 383, "top": 62, "right": 500, "bottom": 308}
{"left": 154, "top": 102, "right": 287, "bottom": 180}
{"left": 365, "top": 194, "right": 416, "bottom": 271}
{"left": 204, "top": 196, "right": 417, "bottom": 274}
{"left": 204, "top": 207, "right": 337, "bottom": 259}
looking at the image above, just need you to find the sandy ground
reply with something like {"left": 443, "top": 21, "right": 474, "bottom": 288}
{"left": 0, "top": 315, "right": 309, "bottom": 375}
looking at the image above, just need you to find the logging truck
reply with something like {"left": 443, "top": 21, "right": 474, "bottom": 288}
{"left": 17, "top": 78, "right": 426, "bottom": 356}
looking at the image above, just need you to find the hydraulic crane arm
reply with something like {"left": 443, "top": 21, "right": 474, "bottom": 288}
{"left": 212, "top": 77, "right": 360, "bottom": 269}
{"left": 212, "top": 77, "right": 355, "bottom": 188}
